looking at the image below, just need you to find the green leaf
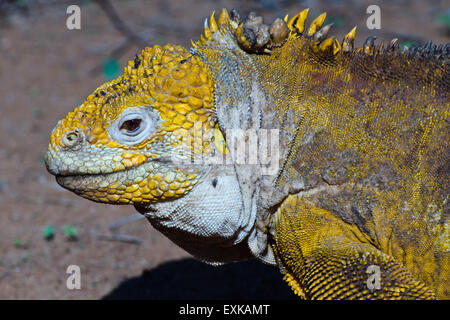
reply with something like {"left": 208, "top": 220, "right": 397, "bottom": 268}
{"left": 32, "top": 106, "right": 42, "bottom": 118}
{"left": 62, "top": 225, "right": 78, "bottom": 240}
{"left": 29, "top": 86, "right": 40, "bottom": 97}
{"left": 15, "top": 0, "right": 29, "bottom": 8}
{"left": 13, "top": 239, "right": 27, "bottom": 248}
{"left": 324, "top": 16, "right": 345, "bottom": 27}
{"left": 43, "top": 225, "right": 54, "bottom": 240}
{"left": 399, "top": 40, "right": 419, "bottom": 50}
{"left": 435, "top": 12, "right": 450, "bottom": 28}
{"left": 102, "top": 58, "right": 120, "bottom": 80}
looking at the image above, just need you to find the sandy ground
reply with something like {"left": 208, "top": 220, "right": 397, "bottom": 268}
{"left": 0, "top": 0, "right": 448, "bottom": 299}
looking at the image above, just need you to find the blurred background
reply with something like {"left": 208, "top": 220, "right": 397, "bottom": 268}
{"left": 0, "top": 0, "right": 448, "bottom": 299}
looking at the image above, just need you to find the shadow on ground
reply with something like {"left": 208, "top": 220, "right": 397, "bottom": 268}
{"left": 102, "top": 258, "right": 297, "bottom": 300}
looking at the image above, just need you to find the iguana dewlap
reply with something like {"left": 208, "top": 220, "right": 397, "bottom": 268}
{"left": 45, "top": 8, "right": 449, "bottom": 299}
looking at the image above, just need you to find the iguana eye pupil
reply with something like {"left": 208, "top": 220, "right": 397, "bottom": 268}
{"left": 120, "top": 119, "right": 142, "bottom": 132}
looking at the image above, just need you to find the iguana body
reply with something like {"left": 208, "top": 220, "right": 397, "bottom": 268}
{"left": 45, "top": 8, "right": 449, "bottom": 299}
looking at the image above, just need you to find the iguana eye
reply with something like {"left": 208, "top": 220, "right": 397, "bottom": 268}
{"left": 118, "top": 116, "right": 145, "bottom": 136}
{"left": 120, "top": 119, "right": 142, "bottom": 133}
{"left": 108, "top": 107, "right": 160, "bottom": 146}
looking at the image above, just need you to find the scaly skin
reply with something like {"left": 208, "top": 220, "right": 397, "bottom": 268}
{"left": 45, "top": 8, "right": 449, "bottom": 299}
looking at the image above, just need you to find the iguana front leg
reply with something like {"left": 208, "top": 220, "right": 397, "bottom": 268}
{"left": 270, "top": 195, "right": 436, "bottom": 300}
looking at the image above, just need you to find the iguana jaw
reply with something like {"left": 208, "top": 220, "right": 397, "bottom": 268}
{"left": 46, "top": 140, "right": 201, "bottom": 205}
{"left": 51, "top": 159, "right": 169, "bottom": 204}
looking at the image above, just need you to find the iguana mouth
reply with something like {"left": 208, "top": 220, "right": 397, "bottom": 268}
{"left": 46, "top": 153, "right": 145, "bottom": 183}
{"left": 51, "top": 160, "right": 160, "bottom": 204}
{"left": 51, "top": 160, "right": 146, "bottom": 178}
{"left": 50, "top": 155, "right": 204, "bottom": 205}
{"left": 53, "top": 161, "right": 149, "bottom": 193}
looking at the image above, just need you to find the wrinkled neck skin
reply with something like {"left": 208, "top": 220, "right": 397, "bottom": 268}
{"left": 201, "top": 50, "right": 274, "bottom": 264}
{"left": 184, "top": 34, "right": 292, "bottom": 264}
{"left": 136, "top": 34, "right": 287, "bottom": 265}
{"left": 135, "top": 164, "right": 256, "bottom": 264}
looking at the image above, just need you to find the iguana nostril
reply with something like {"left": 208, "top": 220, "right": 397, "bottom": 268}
{"left": 62, "top": 130, "right": 83, "bottom": 148}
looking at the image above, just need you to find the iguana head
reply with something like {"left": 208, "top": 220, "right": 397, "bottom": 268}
{"left": 46, "top": 44, "right": 217, "bottom": 205}
{"left": 45, "top": 10, "right": 259, "bottom": 263}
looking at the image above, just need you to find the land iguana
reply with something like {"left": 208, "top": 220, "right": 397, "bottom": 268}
{"left": 45, "top": 8, "right": 449, "bottom": 299}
